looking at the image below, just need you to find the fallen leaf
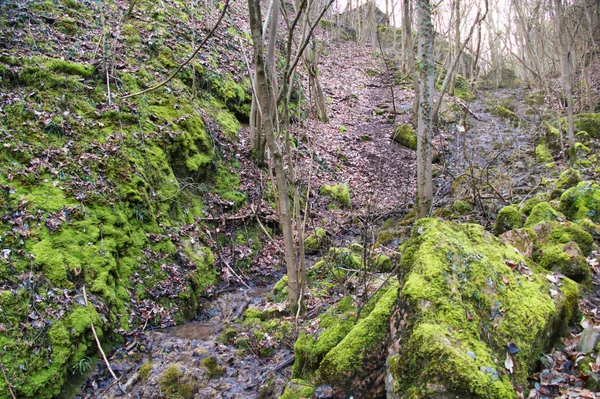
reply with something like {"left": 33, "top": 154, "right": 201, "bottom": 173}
{"left": 505, "top": 352, "right": 514, "bottom": 374}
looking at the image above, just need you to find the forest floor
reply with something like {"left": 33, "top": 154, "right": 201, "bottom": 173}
{"left": 77, "top": 39, "right": 600, "bottom": 399}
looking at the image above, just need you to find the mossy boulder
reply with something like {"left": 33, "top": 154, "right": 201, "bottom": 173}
{"left": 531, "top": 221, "right": 594, "bottom": 256}
{"left": 535, "top": 142, "right": 553, "bottom": 163}
{"left": 327, "top": 247, "right": 362, "bottom": 269}
{"left": 316, "top": 285, "right": 398, "bottom": 397}
{"left": 389, "top": 219, "right": 579, "bottom": 398}
{"left": 304, "top": 227, "right": 328, "bottom": 255}
{"left": 520, "top": 196, "right": 544, "bottom": 216}
{"left": 499, "top": 228, "right": 536, "bottom": 258}
{"left": 158, "top": 364, "right": 198, "bottom": 399}
{"left": 555, "top": 168, "right": 581, "bottom": 191}
{"left": 535, "top": 242, "right": 590, "bottom": 282}
{"left": 391, "top": 124, "right": 417, "bottom": 150}
{"left": 320, "top": 183, "right": 351, "bottom": 209}
{"left": 524, "top": 202, "right": 563, "bottom": 228}
{"left": 291, "top": 286, "right": 396, "bottom": 396}
{"left": 493, "top": 205, "right": 522, "bottom": 235}
{"left": 453, "top": 200, "right": 473, "bottom": 215}
{"left": 560, "top": 181, "right": 600, "bottom": 223}
{"left": 202, "top": 356, "right": 226, "bottom": 379}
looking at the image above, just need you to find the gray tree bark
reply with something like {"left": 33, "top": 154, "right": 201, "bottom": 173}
{"left": 416, "top": 0, "right": 434, "bottom": 219}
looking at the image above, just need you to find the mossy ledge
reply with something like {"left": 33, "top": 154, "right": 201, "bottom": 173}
{"left": 390, "top": 218, "right": 579, "bottom": 398}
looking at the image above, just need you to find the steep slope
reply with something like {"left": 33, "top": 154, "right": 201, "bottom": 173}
{"left": 0, "top": 0, "right": 253, "bottom": 397}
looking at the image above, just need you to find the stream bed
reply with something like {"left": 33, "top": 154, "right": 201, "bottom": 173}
{"left": 77, "top": 286, "right": 293, "bottom": 399}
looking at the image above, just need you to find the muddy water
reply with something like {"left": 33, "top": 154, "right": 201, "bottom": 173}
{"left": 78, "top": 286, "right": 291, "bottom": 399}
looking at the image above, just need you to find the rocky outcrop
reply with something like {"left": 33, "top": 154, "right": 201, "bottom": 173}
{"left": 387, "top": 219, "right": 579, "bottom": 398}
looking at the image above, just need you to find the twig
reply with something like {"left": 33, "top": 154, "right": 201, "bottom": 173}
{"left": 0, "top": 364, "right": 16, "bottom": 399}
{"left": 221, "top": 258, "right": 251, "bottom": 289}
{"left": 82, "top": 285, "right": 125, "bottom": 393}
{"left": 122, "top": 0, "right": 230, "bottom": 99}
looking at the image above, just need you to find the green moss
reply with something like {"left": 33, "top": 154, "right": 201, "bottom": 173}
{"left": 560, "top": 181, "right": 600, "bottom": 223}
{"left": 391, "top": 124, "right": 417, "bottom": 150}
{"left": 317, "top": 284, "right": 398, "bottom": 384}
{"left": 494, "top": 205, "right": 522, "bottom": 235}
{"left": 556, "top": 168, "right": 581, "bottom": 190}
{"left": 391, "top": 219, "right": 579, "bottom": 398}
{"left": 536, "top": 242, "right": 590, "bottom": 282}
{"left": 535, "top": 142, "right": 553, "bottom": 162}
{"left": 46, "top": 59, "right": 93, "bottom": 78}
{"left": 520, "top": 197, "right": 544, "bottom": 216}
{"left": 524, "top": 202, "right": 562, "bottom": 228}
{"left": 138, "top": 361, "right": 153, "bottom": 382}
{"left": 452, "top": 200, "right": 473, "bottom": 215}
{"left": 327, "top": 247, "right": 361, "bottom": 270}
{"left": 202, "top": 356, "right": 226, "bottom": 378}
{"left": 158, "top": 364, "right": 196, "bottom": 399}
{"left": 292, "top": 286, "right": 392, "bottom": 381}
{"left": 532, "top": 221, "right": 594, "bottom": 256}
{"left": 320, "top": 183, "right": 351, "bottom": 208}
{"left": 272, "top": 275, "right": 288, "bottom": 302}
{"left": 213, "top": 163, "right": 246, "bottom": 208}
{"left": 304, "top": 227, "right": 328, "bottom": 254}
{"left": 279, "top": 379, "right": 315, "bottom": 399}
{"left": 372, "top": 254, "right": 393, "bottom": 272}
{"left": 572, "top": 113, "right": 600, "bottom": 138}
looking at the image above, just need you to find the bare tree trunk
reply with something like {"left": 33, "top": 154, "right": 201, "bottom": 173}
{"left": 404, "top": 0, "right": 419, "bottom": 126}
{"left": 554, "top": 0, "right": 575, "bottom": 151}
{"left": 305, "top": 39, "right": 329, "bottom": 122}
{"left": 248, "top": 0, "right": 299, "bottom": 307}
{"left": 416, "top": 0, "right": 434, "bottom": 219}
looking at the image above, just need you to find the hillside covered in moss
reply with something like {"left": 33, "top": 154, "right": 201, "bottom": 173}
{"left": 0, "top": 0, "right": 257, "bottom": 396}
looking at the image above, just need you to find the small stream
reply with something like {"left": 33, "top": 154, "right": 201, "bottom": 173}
{"left": 77, "top": 286, "right": 293, "bottom": 399}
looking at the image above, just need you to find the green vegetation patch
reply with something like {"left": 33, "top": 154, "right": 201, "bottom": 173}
{"left": 320, "top": 183, "right": 351, "bottom": 209}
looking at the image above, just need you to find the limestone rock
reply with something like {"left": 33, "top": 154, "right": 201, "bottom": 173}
{"left": 576, "top": 327, "right": 600, "bottom": 353}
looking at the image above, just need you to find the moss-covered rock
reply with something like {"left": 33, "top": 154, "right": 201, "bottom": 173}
{"left": 327, "top": 247, "right": 362, "bottom": 269}
{"left": 391, "top": 124, "right": 417, "bottom": 150}
{"left": 555, "top": 168, "right": 581, "bottom": 191}
{"left": 452, "top": 200, "right": 473, "bottom": 215}
{"left": 560, "top": 181, "right": 600, "bottom": 223}
{"left": 316, "top": 285, "right": 398, "bottom": 397}
{"left": 304, "top": 227, "right": 328, "bottom": 255}
{"left": 520, "top": 196, "right": 544, "bottom": 216}
{"left": 493, "top": 205, "right": 522, "bottom": 235}
{"left": 389, "top": 219, "right": 579, "bottom": 398}
{"left": 536, "top": 242, "right": 590, "bottom": 282}
{"left": 278, "top": 379, "right": 315, "bottom": 399}
{"left": 202, "top": 356, "right": 226, "bottom": 379}
{"left": 524, "top": 202, "right": 563, "bottom": 228}
{"left": 0, "top": 2, "right": 252, "bottom": 394}
{"left": 532, "top": 221, "right": 594, "bottom": 256}
{"left": 535, "top": 142, "right": 553, "bottom": 163}
{"left": 320, "top": 183, "right": 351, "bottom": 209}
{"left": 272, "top": 275, "right": 289, "bottom": 302}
